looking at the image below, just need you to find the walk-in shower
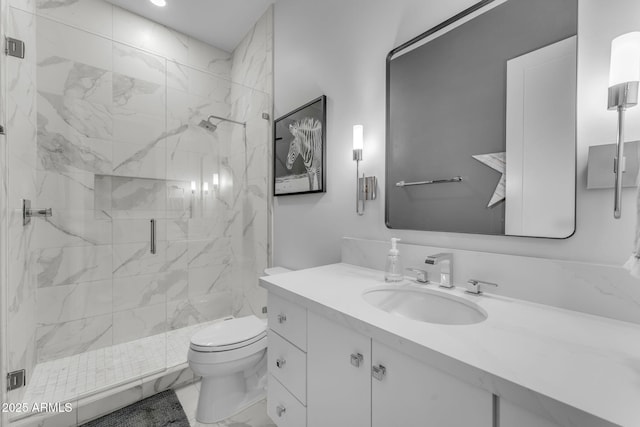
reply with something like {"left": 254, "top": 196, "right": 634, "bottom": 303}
{"left": 0, "top": 1, "right": 272, "bottom": 424}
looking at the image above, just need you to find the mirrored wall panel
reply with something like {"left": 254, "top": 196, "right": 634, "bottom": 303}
{"left": 386, "top": 0, "right": 577, "bottom": 238}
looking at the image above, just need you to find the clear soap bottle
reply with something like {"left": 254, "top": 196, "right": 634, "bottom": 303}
{"left": 385, "top": 238, "right": 403, "bottom": 282}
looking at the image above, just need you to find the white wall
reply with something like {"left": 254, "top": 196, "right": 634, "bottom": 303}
{"left": 273, "top": 0, "right": 640, "bottom": 270}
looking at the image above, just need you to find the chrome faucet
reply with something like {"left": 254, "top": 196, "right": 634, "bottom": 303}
{"left": 465, "top": 279, "right": 498, "bottom": 295}
{"left": 425, "top": 253, "right": 453, "bottom": 288}
{"left": 405, "top": 268, "right": 428, "bottom": 283}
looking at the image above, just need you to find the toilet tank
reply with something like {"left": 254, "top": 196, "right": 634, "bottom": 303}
{"left": 263, "top": 267, "right": 292, "bottom": 276}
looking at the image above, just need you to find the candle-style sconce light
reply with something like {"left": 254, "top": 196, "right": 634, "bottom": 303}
{"left": 608, "top": 32, "right": 640, "bottom": 219}
{"left": 352, "top": 125, "right": 377, "bottom": 215}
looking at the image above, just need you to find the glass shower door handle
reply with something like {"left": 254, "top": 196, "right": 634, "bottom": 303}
{"left": 22, "top": 199, "right": 52, "bottom": 226}
{"left": 150, "top": 219, "right": 157, "bottom": 254}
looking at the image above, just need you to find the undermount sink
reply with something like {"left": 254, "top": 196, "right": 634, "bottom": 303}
{"left": 362, "top": 285, "right": 487, "bottom": 325}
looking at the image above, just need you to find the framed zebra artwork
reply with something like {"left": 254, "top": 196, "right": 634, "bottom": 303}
{"left": 274, "top": 95, "right": 327, "bottom": 196}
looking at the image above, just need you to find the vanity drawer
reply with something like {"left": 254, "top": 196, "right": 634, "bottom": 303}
{"left": 268, "top": 329, "right": 307, "bottom": 403}
{"left": 268, "top": 293, "right": 307, "bottom": 350}
{"left": 268, "top": 374, "right": 306, "bottom": 427}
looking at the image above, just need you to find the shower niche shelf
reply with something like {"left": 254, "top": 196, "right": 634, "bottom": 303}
{"left": 93, "top": 172, "right": 228, "bottom": 220}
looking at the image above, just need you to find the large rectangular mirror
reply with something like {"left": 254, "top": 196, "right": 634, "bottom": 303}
{"left": 386, "top": 0, "right": 577, "bottom": 238}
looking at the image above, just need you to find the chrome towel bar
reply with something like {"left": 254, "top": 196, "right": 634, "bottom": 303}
{"left": 395, "top": 176, "right": 463, "bottom": 187}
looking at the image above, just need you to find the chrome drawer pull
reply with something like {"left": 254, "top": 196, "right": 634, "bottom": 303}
{"left": 350, "top": 353, "right": 364, "bottom": 368}
{"left": 276, "top": 405, "right": 286, "bottom": 417}
{"left": 276, "top": 358, "right": 286, "bottom": 368}
{"left": 277, "top": 314, "right": 287, "bottom": 323}
{"left": 372, "top": 364, "right": 386, "bottom": 381}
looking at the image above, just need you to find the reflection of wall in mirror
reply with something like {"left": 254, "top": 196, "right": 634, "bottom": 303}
{"left": 505, "top": 36, "right": 577, "bottom": 237}
{"left": 386, "top": 0, "right": 577, "bottom": 236}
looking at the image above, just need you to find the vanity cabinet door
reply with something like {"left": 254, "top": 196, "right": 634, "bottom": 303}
{"left": 307, "top": 311, "right": 371, "bottom": 427}
{"left": 499, "top": 399, "right": 564, "bottom": 427}
{"left": 371, "top": 340, "right": 493, "bottom": 427}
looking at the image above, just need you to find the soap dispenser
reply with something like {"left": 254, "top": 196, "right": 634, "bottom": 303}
{"left": 385, "top": 238, "right": 404, "bottom": 282}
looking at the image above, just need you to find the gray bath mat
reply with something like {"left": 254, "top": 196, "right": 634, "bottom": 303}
{"left": 80, "top": 389, "right": 189, "bottom": 427}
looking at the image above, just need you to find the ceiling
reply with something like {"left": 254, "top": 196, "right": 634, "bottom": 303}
{"left": 106, "top": 0, "right": 274, "bottom": 52}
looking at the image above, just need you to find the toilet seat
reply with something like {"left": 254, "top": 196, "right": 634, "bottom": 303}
{"left": 188, "top": 334, "right": 267, "bottom": 365}
{"left": 190, "top": 315, "right": 267, "bottom": 353}
{"left": 190, "top": 330, "right": 267, "bottom": 352}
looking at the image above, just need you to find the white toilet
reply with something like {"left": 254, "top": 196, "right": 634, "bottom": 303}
{"left": 188, "top": 315, "right": 268, "bottom": 423}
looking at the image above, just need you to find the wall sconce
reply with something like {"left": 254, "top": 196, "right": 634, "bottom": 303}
{"left": 608, "top": 32, "right": 640, "bottom": 219}
{"left": 191, "top": 181, "right": 197, "bottom": 194}
{"left": 212, "top": 173, "right": 219, "bottom": 189}
{"left": 353, "top": 125, "right": 377, "bottom": 215}
{"left": 203, "top": 182, "right": 209, "bottom": 195}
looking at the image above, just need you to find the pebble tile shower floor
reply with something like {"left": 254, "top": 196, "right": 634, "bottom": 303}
{"left": 21, "top": 321, "right": 218, "bottom": 411}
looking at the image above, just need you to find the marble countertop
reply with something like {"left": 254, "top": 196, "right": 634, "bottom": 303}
{"left": 260, "top": 263, "right": 640, "bottom": 427}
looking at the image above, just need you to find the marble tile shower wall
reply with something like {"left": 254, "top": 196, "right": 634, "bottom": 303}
{"left": 5, "top": 0, "right": 271, "bottom": 385}
{"left": 228, "top": 8, "right": 273, "bottom": 318}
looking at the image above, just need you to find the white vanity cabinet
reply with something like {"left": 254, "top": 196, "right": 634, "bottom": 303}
{"left": 307, "top": 311, "right": 371, "bottom": 427}
{"left": 305, "top": 309, "right": 492, "bottom": 427}
{"left": 266, "top": 293, "right": 308, "bottom": 427}
{"left": 497, "top": 397, "right": 609, "bottom": 427}
{"left": 499, "top": 399, "right": 565, "bottom": 427}
{"left": 263, "top": 264, "right": 631, "bottom": 427}
{"left": 371, "top": 340, "right": 493, "bottom": 427}
{"left": 266, "top": 290, "right": 609, "bottom": 427}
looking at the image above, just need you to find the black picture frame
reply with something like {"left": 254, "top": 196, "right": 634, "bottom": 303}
{"left": 273, "top": 95, "right": 327, "bottom": 196}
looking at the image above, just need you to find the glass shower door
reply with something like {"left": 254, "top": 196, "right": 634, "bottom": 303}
{"left": 5, "top": 5, "right": 170, "bottom": 411}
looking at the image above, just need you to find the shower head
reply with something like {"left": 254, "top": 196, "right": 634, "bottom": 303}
{"left": 198, "top": 117, "right": 217, "bottom": 133}
{"left": 198, "top": 114, "right": 247, "bottom": 134}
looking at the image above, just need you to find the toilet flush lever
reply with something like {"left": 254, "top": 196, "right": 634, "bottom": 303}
{"left": 275, "top": 358, "right": 286, "bottom": 368}
{"left": 276, "top": 405, "right": 286, "bottom": 417}
{"left": 277, "top": 314, "right": 287, "bottom": 323}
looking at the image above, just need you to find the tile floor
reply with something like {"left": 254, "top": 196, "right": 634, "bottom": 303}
{"left": 175, "top": 382, "right": 276, "bottom": 427}
{"left": 16, "top": 317, "right": 276, "bottom": 426}
{"left": 22, "top": 320, "right": 222, "bottom": 410}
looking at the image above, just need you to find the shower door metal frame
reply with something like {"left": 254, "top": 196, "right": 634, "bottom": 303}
{"left": 0, "top": 0, "right": 10, "bottom": 422}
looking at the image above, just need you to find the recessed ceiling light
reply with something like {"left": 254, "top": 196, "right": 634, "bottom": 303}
{"left": 149, "top": 0, "right": 166, "bottom": 7}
